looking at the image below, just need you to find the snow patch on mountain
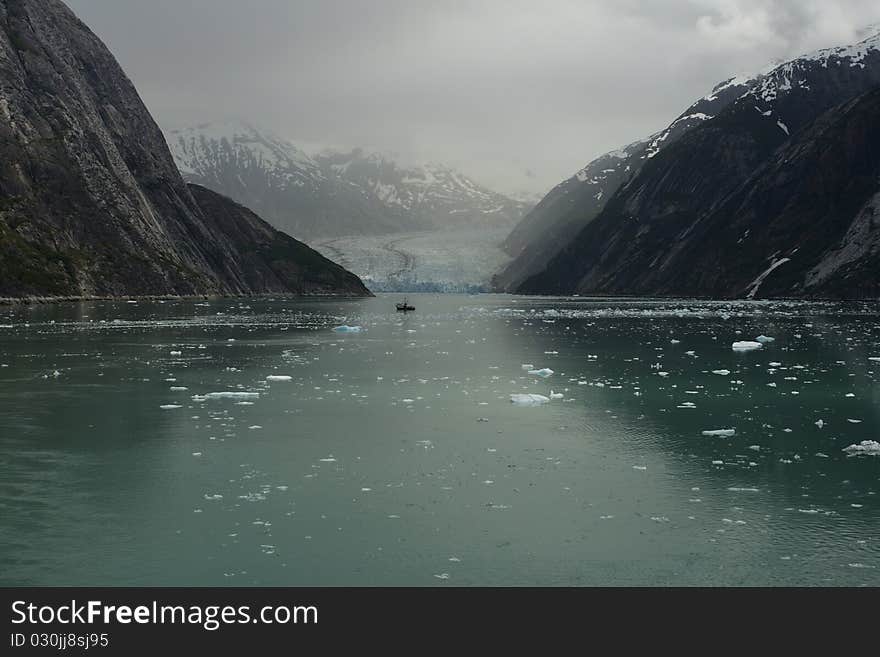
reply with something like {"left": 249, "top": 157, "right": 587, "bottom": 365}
{"left": 168, "top": 120, "right": 323, "bottom": 187}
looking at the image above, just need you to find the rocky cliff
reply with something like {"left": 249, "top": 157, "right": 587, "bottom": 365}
{"left": 0, "top": 0, "right": 369, "bottom": 299}
{"left": 516, "top": 31, "right": 880, "bottom": 300}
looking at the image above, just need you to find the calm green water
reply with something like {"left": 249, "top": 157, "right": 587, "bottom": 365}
{"left": 1, "top": 294, "right": 879, "bottom": 586}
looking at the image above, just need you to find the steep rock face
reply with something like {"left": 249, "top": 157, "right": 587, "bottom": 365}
{"left": 0, "top": 0, "right": 369, "bottom": 298}
{"left": 495, "top": 72, "right": 760, "bottom": 291}
{"left": 518, "top": 31, "right": 880, "bottom": 299}
{"left": 658, "top": 89, "right": 880, "bottom": 300}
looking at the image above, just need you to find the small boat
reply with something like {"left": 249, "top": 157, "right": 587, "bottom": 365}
{"left": 395, "top": 297, "right": 415, "bottom": 312}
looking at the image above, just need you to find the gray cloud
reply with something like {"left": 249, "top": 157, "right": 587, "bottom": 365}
{"left": 66, "top": 0, "right": 880, "bottom": 196}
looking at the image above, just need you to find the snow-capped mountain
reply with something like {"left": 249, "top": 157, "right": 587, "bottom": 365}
{"left": 315, "top": 148, "right": 528, "bottom": 231}
{"left": 165, "top": 122, "right": 527, "bottom": 240}
{"left": 166, "top": 121, "right": 403, "bottom": 239}
{"left": 169, "top": 120, "right": 326, "bottom": 193}
{"left": 496, "top": 64, "right": 762, "bottom": 291}
{"left": 514, "top": 28, "right": 880, "bottom": 299}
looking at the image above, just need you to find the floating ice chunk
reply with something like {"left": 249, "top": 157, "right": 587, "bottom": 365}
{"left": 528, "top": 368, "right": 554, "bottom": 378}
{"left": 843, "top": 441, "right": 880, "bottom": 456}
{"left": 870, "top": 357, "right": 880, "bottom": 363}
{"left": 521, "top": 364, "right": 535, "bottom": 371}
{"left": 160, "top": 404, "right": 182, "bottom": 410}
{"left": 847, "top": 418, "right": 863, "bottom": 424}
{"left": 755, "top": 335, "right": 775, "bottom": 343}
{"left": 712, "top": 369, "right": 731, "bottom": 376}
{"left": 733, "top": 341, "right": 763, "bottom": 351}
{"left": 203, "top": 391, "right": 260, "bottom": 400}
{"left": 702, "top": 429, "right": 736, "bottom": 437}
{"left": 769, "top": 362, "right": 782, "bottom": 367}
{"left": 549, "top": 391, "right": 564, "bottom": 400}
{"left": 658, "top": 372, "right": 669, "bottom": 377}
{"left": 815, "top": 419, "right": 825, "bottom": 429}
{"left": 170, "top": 351, "right": 182, "bottom": 356}
{"left": 510, "top": 393, "right": 550, "bottom": 406}
{"left": 333, "top": 325, "right": 363, "bottom": 333}
{"left": 670, "top": 339, "right": 681, "bottom": 345}
{"left": 170, "top": 386, "right": 188, "bottom": 392}
{"left": 266, "top": 375, "right": 292, "bottom": 382}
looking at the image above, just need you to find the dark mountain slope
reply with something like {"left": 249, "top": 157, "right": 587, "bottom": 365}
{"left": 521, "top": 88, "right": 880, "bottom": 299}
{"left": 495, "top": 72, "right": 761, "bottom": 291}
{"left": 659, "top": 88, "right": 880, "bottom": 300}
{"left": 518, "top": 32, "right": 880, "bottom": 299}
{"left": 188, "top": 184, "right": 368, "bottom": 295}
{"left": 0, "top": 0, "right": 368, "bottom": 298}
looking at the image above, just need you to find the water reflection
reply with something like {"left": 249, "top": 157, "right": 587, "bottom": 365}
{"left": 0, "top": 295, "right": 878, "bottom": 585}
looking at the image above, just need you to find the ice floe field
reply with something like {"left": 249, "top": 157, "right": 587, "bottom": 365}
{"left": 1, "top": 294, "right": 879, "bottom": 585}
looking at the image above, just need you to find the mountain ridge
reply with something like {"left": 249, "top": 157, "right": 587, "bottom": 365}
{"left": 167, "top": 122, "right": 529, "bottom": 240}
{"left": 494, "top": 61, "right": 766, "bottom": 292}
{"left": 515, "top": 29, "right": 880, "bottom": 299}
{"left": 0, "top": 0, "right": 370, "bottom": 299}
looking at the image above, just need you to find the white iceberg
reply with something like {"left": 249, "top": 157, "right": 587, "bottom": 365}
{"left": 550, "top": 391, "right": 564, "bottom": 400}
{"left": 202, "top": 391, "right": 260, "bottom": 400}
{"left": 702, "top": 429, "right": 736, "bottom": 437}
{"left": 755, "top": 335, "right": 775, "bottom": 343}
{"left": 266, "top": 375, "right": 293, "bottom": 382}
{"left": 528, "top": 368, "right": 555, "bottom": 378}
{"left": 510, "top": 393, "right": 551, "bottom": 406}
{"left": 333, "top": 325, "right": 363, "bottom": 333}
{"left": 521, "top": 364, "right": 535, "bottom": 371}
{"left": 843, "top": 441, "right": 880, "bottom": 457}
{"left": 732, "top": 341, "right": 763, "bottom": 351}
{"left": 712, "top": 369, "right": 731, "bottom": 376}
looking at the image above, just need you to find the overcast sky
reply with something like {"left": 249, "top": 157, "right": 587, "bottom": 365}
{"left": 66, "top": 0, "right": 880, "bottom": 197}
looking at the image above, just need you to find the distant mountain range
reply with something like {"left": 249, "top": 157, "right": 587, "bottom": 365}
{"left": 0, "top": 0, "right": 369, "bottom": 299}
{"left": 501, "top": 29, "right": 880, "bottom": 300}
{"left": 167, "top": 123, "right": 528, "bottom": 241}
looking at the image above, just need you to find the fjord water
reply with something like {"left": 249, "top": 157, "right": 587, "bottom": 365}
{"left": 1, "top": 294, "right": 879, "bottom": 586}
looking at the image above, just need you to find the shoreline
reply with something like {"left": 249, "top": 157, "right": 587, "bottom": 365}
{"left": 0, "top": 291, "right": 374, "bottom": 307}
